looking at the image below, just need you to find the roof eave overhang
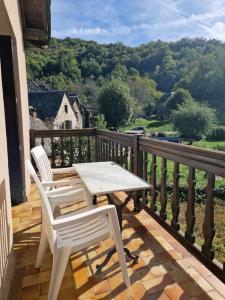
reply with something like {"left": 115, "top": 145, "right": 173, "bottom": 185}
{"left": 20, "top": 0, "right": 51, "bottom": 45}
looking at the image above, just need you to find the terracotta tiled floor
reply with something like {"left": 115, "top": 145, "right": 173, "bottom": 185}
{"left": 11, "top": 182, "right": 225, "bottom": 300}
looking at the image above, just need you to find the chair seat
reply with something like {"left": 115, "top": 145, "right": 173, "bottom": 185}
{"left": 56, "top": 209, "right": 110, "bottom": 250}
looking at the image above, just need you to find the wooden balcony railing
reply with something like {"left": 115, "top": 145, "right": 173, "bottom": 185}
{"left": 30, "top": 128, "right": 225, "bottom": 283}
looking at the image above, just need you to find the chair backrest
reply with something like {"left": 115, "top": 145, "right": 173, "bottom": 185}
{"left": 26, "top": 160, "right": 54, "bottom": 227}
{"left": 31, "top": 145, "right": 53, "bottom": 183}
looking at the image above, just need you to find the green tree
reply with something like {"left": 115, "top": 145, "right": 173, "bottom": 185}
{"left": 91, "top": 114, "right": 107, "bottom": 129}
{"left": 172, "top": 100, "right": 215, "bottom": 139}
{"left": 81, "top": 58, "right": 102, "bottom": 77}
{"left": 98, "top": 79, "right": 134, "bottom": 129}
{"left": 43, "top": 73, "right": 75, "bottom": 91}
{"left": 111, "top": 64, "right": 128, "bottom": 80}
{"left": 127, "top": 75, "right": 162, "bottom": 117}
{"left": 58, "top": 51, "right": 81, "bottom": 81}
{"left": 167, "top": 88, "right": 193, "bottom": 110}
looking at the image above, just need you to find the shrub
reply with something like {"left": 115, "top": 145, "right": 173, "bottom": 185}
{"left": 207, "top": 127, "right": 225, "bottom": 141}
{"left": 172, "top": 100, "right": 215, "bottom": 140}
{"left": 91, "top": 114, "right": 107, "bottom": 129}
{"left": 213, "top": 145, "right": 225, "bottom": 152}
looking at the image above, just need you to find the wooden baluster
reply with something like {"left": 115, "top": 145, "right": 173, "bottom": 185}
{"left": 143, "top": 152, "right": 148, "bottom": 181}
{"left": 171, "top": 162, "right": 180, "bottom": 231}
{"left": 99, "top": 138, "right": 102, "bottom": 161}
{"left": 120, "top": 144, "right": 123, "bottom": 166}
{"left": 69, "top": 136, "right": 74, "bottom": 165}
{"left": 125, "top": 146, "right": 128, "bottom": 169}
{"left": 41, "top": 137, "right": 44, "bottom": 147}
{"left": 78, "top": 136, "right": 82, "bottom": 162}
{"left": 87, "top": 136, "right": 91, "bottom": 162}
{"left": 102, "top": 139, "right": 105, "bottom": 161}
{"left": 105, "top": 140, "right": 108, "bottom": 160}
{"left": 112, "top": 141, "right": 115, "bottom": 162}
{"left": 105, "top": 139, "right": 108, "bottom": 161}
{"left": 143, "top": 152, "right": 148, "bottom": 203}
{"left": 95, "top": 136, "right": 98, "bottom": 162}
{"left": 60, "top": 137, "right": 65, "bottom": 167}
{"left": 160, "top": 158, "right": 167, "bottom": 220}
{"left": 150, "top": 155, "right": 157, "bottom": 212}
{"left": 185, "top": 167, "right": 196, "bottom": 244}
{"left": 102, "top": 138, "right": 105, "bottom": 161}
{"left": 115, "top": 142, "right": 119, "bottom": 163}
{"left": 104, "top": 139, "right": 107, "bottom": 161}
{"left": 107, "top": 140, "right": 110, "bottom": 160}
{"left": 130, "top": 147, "right": 134, "bottom": 173}
{"left": 51, "top": 137, "right": 56, "bottom": 168}
{"left": 106, "top": 140, "right": 109, "bottom": 160}
{"left": 202, "top": 172, "right": 215, "bottom": 260}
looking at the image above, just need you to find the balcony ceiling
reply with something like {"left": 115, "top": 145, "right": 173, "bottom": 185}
{"left": 19, "top": 0, "right": 51, "bottom": 44}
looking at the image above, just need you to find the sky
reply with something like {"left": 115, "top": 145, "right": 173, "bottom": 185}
{"left": 52, "top": 0, "right": 225, "bottom": 46}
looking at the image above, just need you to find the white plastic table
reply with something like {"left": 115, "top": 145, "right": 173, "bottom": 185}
{"left": 73, "top": 161, "right": 151, "bottom": 273}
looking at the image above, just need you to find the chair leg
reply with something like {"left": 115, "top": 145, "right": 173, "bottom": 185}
{"left": 48, "top": 246, "right": 71, "bottom": 300}
{"left": 35, "top": 228, "right": 48, "bottom": 268}
{"left": 114, "top": 237, "right": 130, "bottom": 288}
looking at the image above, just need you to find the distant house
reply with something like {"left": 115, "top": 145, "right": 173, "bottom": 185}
{"left": 28, "top": 79, "right": 50, "bottom": 92}
{"left": 28, "top": 90, "right": 83, "bottom": 129}
{"left": 68, "top": 92, "right": 90, "bottom": 128}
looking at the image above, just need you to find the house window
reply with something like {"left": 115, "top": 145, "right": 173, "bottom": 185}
{"left": 64, "top": 120, "right": 72, "bottom": 129}
{"left": 64, "top": 105, "right": 68, "bottom": 113}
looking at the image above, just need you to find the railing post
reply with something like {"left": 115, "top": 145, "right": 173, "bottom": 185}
{"left": 133, "top": 135, "right": 143, "bottom": 211}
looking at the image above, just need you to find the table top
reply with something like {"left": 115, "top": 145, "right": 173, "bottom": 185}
{"left": 73, "top": 161, "right": 151, "bottom": 196}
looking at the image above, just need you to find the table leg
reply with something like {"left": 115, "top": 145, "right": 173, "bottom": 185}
{"left": 95, "top": 192, "right": 139, "bottom": 274}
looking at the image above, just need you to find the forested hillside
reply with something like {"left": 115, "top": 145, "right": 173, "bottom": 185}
{"left": 26, "top": 37, "right": 225, "bottom": 111}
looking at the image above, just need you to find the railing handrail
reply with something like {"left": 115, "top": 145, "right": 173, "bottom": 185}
{"left": 96, "top": 129, "right": 134, "bottom": 146}
{"left": 30, "top": 128, "right": 96, "bottom": 138}
{"left": 139, "top": 137, "right": 225, "bottom": 176}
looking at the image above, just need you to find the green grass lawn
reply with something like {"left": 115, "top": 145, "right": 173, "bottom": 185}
{"left": 121, "top": 117, "right": 174, "bottom": 133}
{"left": 121, "top": 117, "right": 225, "bottom": 150}
{"left": 193, "top": 140, "right": 225, "bottom": 151}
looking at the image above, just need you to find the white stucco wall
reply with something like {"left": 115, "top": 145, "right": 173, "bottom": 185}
{"left": 0, "top": 1, "right": 30, "bottom": 298}
{"left": 1, "top": 0, "right": 30, "bottom": 194}
{"left": 73, "top": 100, "right": 83, "bottom": 129}
{"left": 54, "top": 94, "right": 78, "bottom": 129}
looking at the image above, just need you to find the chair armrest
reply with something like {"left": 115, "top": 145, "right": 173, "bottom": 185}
{"left": 52, "top": 205, "right": 116, "bottom": 229}
{"left": 51, "top": 167, "right": 76, "bottom": 174}
{"left": 48, "top": 188, "right": 84, "bottom": 203}
{"left": 42, "top": 178, "right": 82, "bottom": 188}
{"left": 45, "top": 185, "right": 84, "bottom": 196}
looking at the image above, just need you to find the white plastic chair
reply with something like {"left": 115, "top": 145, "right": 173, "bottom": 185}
{"left": 31, "top": 145, "right": 91, "bottom": 209}
{"left": 31, "top": 145, "right": 81, "bottom": 188}
{"left": 26, "top": 160, "right": 130, "bottom": 300}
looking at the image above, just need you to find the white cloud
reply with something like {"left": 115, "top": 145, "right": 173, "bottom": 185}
{"left": 52, "top": 0, "right": 225, "bottom": 45}
{"left": 205, "top": 22, "right": 225, "bottom": 41}
{"left": 53, "top": 27, "right": 108, "bottom": 38}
